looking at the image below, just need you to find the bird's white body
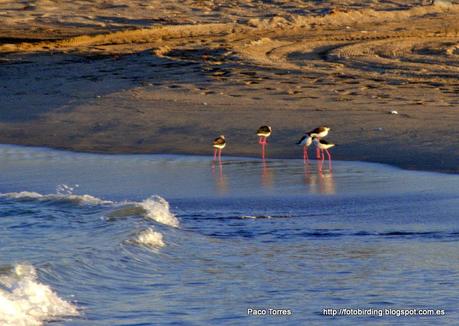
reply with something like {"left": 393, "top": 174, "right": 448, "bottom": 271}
{"left": 297, "top": 134, "right": 312, "bottom": 147}
{"left": 257, "top": 130, "right": 271, "bottom": 138}
{"left": 213, "top": 143, "right": 226, "bottom": 149}
{"left": 313, "top": 138, "right": 335, "bottom": 150}
{"left": 310, "top": 127, "right": 330, "bottom": 139}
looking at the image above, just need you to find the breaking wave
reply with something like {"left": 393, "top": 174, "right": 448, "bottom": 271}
{"left": 134, "top": 196, "right": 179, "bottom": 227}
{"left": 0, "top": 264, "right": 78, "bottom": 326}
{"left": 132, "top": 228, "right": 166, "bottom": 250}
{"left": 1, "top": 191, "right": 179, "bottom": 227}
{"left": 108, "top": 196, "right": 180, "bottom": 228}
{"left": 1, "top": 191, "right": 178, "bottom": 252}
{"left": 0, "top": 191, "right": 113, "bottom": 205}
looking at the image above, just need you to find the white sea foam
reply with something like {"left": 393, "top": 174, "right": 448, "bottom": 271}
{"left": 2, "top": 191, "right": 178, "bottom": 227}
{"left": 133, "top": 228, "right": 166, "bottom": 249}
{"left": 241, "top": 215, "right": 272, "bottom": 219}
{"left": 0, "top": 191, "right": 113, "bottom": 205}
{"left": 1, "top": 191, "right": 44, "bottom": 200}
{"left": 0, "top": 264, "right": 78, "bottom": 326}
{"left": 63, "top": 194, "right": 113, "bottom": 205}
{"left": 135, "top": 196, "right": 179, "bottom": 227}
{"left": 109, "top": 196, "right": 180, "bottom": 227}
{"left": 56, "top": 184, "right": 79, "bottom": 195}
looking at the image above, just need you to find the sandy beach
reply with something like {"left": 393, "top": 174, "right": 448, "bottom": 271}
{"left": 1, "top": 0, "right": 459, "bottom": 172}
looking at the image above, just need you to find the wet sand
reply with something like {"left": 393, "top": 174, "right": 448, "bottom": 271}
{"left": 0, "top": 1, "right": 458, "bottom": 172}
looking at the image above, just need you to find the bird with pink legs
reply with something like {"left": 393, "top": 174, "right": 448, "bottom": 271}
{"left": 309, "top": 126, "right": 330, "bottom": 159}
{"left": 212, "top": 135, "right": 226, "bottom": 161}
{"left": 296, "top": 132, "right": 313, "bottom": 163}
{"left": 313, "top": 137, "right": 335, "bottom": 171}
{"left": 256, "top": 125, "right": 272, "bottom": 160}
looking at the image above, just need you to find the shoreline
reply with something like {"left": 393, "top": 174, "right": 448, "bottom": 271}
{"left": 0, "top": 142, "right": 456, "bottom": 175}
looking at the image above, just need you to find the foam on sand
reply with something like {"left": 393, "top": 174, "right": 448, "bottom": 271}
{"left": 0, "top": 264, "right": 78, "bottom": 326}
{"left": 132, "top": 228, "right": 166, "bottom": 249}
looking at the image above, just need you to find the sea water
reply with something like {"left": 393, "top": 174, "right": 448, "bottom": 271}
{"left": 0, "top": 145, "right": 458, "bottom": 325}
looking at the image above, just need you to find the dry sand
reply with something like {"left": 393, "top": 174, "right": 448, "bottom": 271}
{"left": 1, "top": 0, "right": 459, "bottom": 172}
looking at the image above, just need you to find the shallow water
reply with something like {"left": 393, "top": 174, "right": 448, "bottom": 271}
{"left": 0, "top": 145, "right": 458, "bottom": 325}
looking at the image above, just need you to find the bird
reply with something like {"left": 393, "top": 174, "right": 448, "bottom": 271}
{"left": 308, "top": 126, "right": 330, "bottom": 158}
{"left": 256, "top": 125, "right": 272, "bottom": 159}
{"left": 257, "top": 125, "right": 272, "bottom": 142}
{"left": 313, "top": 137, "right": 335, "bottom": 171}
{"left": 212, "top": 135, "right": 226, "bottom": 161}
{"left": 309, "top": 126, "right": 330, "bottom": 138}
{"left": 296, "top": 132, "right": 312, "bottom": 163}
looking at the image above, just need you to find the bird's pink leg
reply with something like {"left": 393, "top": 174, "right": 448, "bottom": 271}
{"left": 218, "top": 148, "right": 222, "bottom": 160}
{"left": 316, "top": 146, "right": 321, "bottom": 159}
{"left": 213, "top": 148, "right": 217, "bottom": 161}
{"left": 218, "top": 160, "right": 223, "bottom": 177}
{"left": 303, "top": 146, "right": 309, "bottom": 163}
{"left": 262, "top": 142, "right": 265, "bottom": 160}
{"left": 318, "top": 157, "right": 323, "bottom": 172}
{"left": 325, "top": 149, "right": 332, "bottom": 171}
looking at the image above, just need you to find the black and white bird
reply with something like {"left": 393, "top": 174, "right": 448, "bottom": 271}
{"left": 309, "top": 126, "right": 330, "bottom": 138}
{"left": 308, "top": 126, "right": 330, "bottom": 158}
{"left": 296, "top": 132, "right": 313, "bottom": 162}
{"left": 212, "top": 135, "right": 226, "bottom": 160}
{"left": 313, "top": 137, "right": 335, "bottom": 170}
{"left": 256, "top": 125, "right": 272, "bottom": 142}
{"left": 256, "top": 125, "right": 272, "bottom": 159}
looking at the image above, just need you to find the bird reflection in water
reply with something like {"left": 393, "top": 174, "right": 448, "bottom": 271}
{"left": 304, "top": 160, "right": 336, "bottom": 194}
{"left": 261, "top": 159, "right": 274, "bottom": 189}
{"left": 211, "top": 160, "right": 228, "bottom": 194}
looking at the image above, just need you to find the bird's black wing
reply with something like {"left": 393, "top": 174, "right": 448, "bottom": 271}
{"left": 296, "top": 135, "right": 307, "bottom": 145}
{"left": 257, "top": 126, "right": 270, "bottom": 134}
{"left": 213, "top": 137, "right": 225, "bottom": 145}
{"left": 310, "top": 126, "right": 326, "bottom": 134}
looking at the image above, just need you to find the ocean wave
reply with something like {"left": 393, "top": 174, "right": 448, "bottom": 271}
{"left": 0, "top": 191, "right": 113, "bottom": 205}
{"left": 241, "top": 215, "right": 272, "bottom": 219}
{"left": 0, "top": 264, "right": 78, "bottom": 326}
{"left": 131, "top": 228, "right": 166, "bottom": 249}
{"left": 135, "top": 196, "right": 179, "bottom": 227}
{"left": 1, "top": 191, "right": 179, "bottom": 227}
{"left": 108, "top": 196, "right": 180, "bottom": 228}
{"left": 0, "top": 191, "right": 179, "bottom": 227}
